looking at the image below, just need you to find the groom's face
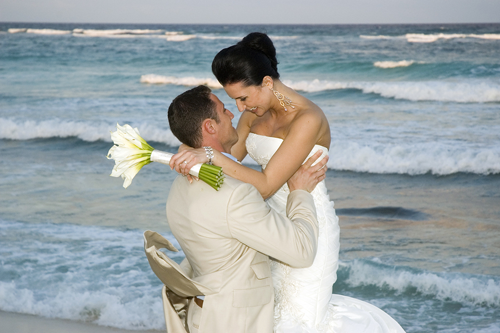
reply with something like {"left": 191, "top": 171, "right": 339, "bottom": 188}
{"left": 210, "top": 93, "right": 239, "bottom": 153}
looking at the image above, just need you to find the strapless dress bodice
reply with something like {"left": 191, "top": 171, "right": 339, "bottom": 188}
{"left": 246, "top": 132, "right": 329, "bottom": 170}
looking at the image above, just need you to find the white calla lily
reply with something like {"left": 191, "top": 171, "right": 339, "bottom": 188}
{"left": 107, "top": 123, "right": 224, "bottom": 190}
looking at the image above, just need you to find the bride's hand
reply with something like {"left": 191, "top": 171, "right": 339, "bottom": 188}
{"left": 169, "top": 147, "right": 208, "bottom": 177}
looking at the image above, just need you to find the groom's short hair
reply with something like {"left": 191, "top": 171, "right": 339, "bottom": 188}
{"left": 168, "top": 85, "right": 220, "bottom": 148}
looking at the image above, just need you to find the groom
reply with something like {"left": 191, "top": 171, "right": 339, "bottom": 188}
{"left": 161, "top": 85, "right": 326, "bottom": 333}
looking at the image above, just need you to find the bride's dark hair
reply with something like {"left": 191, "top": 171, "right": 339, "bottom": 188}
{"left": 212, "top": 32, "right": 280, "bottom": 87}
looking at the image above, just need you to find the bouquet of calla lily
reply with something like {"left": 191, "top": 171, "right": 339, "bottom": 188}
{"left": 107, "top": 124, "right": 224, "bottom": 190}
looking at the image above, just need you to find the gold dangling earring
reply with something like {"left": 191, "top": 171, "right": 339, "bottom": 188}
{"left": 272, "top": 89, "right": 295, "bottom": 112}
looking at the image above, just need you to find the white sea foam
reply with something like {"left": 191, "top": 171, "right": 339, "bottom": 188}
{"left": 373, "top": 60, "right": 416, "bottom": 68}
{"left": 2, "top": 117, "right": 498, "bottom": 175}
{"left": 74, "top": 29, "right": 160, "bottom": 36}
{"left": 0, "top": 118, "right": 181, "bottom": 146}
{"left": 6, "top": 28, "right": 295, "bottom": 42}
{"left": 360, "top": 35, "right": 405, "bottom": 40}
{"left": 245, "top": 139, "right": 500, "bottom": 175}
{"left": 268, "top": 35, "right": 299, "bottom": 40}
{"left": 83, "top": 29, "right": 162, "bottom": 36}
{"left": 160, "top": 34, "right": 196, "bottom": 41}
{"left": 283, "top": 79, "right": 500, "bottom": 103}
{"left": 8, "top": 28, "right": 27, "bottom": 33}
{"left": 8, "top": 27, "right": 196, "bottom": 40}
{"left": 198, "top": 34, "right": 297, "bottom": 41}
{"left": 77, "top": 34, "right": 196, "bottom": 41}
{"left": 8, "top": 28, "right": 72, "bottom": 35}
{"left": 0, "top": 118, "right": 114, "bottom": 142}
{"left": 361, "top": 33, "right": 500, "bottom": 43}
{"left": 144, "top": 75, "right": 500, "bottom": 103}
{"left": 329, "top": 141, "right": 500, "bottom": 175}
{"left": 344, "top": 260, "right": 500, "bottom": 307}
{"left": 472, "top": 33, "right": 500, "bottom": 40}
{"left": 198, "top": 35, "right": 242, "bottom": 40}
{"left": 140, "top": 74, "right": 222, "bottom": 89}
{"left": 406, "top": 33, "right": 466, "bottom": 43}
{"left": 26, "top": 28, "right": 72, "bottom": 35}
{"left": 406, "top": 33, "right": 500, "bottom": 43}
{"left": 72, "top": 29, "right": 194, "bottom": 40}
{"left": 0, "top": 220, "right": 180, "bottom": 330}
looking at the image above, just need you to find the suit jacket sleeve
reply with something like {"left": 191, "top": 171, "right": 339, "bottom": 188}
{"left": 226, "top": 183, "right": 319, "bottom": 268}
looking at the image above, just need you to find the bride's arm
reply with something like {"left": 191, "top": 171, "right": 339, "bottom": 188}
{"left": 171, "top": 112, "right": 325, "bottom": 199}
{"left": 230, "top": 110, "right": 255, "bottom": 161}
{"left": 238, "top": 112, "right": 325, "bottom": 198}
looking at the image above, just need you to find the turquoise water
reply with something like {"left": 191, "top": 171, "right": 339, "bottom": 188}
{"left": 0, "top": 23, "right": 499, "bottom": 332}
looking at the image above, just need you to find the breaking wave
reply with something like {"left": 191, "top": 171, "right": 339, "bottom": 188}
{"left": 361, "top": 33, "right": 500, "bottom": 43}
{"left": 329, "top": 141, "right": 500, "bottom": 175}
{"left": 139, "top": 75, "right": 500, "bottom": 103}
{"left": 0, "top": 220, "right": 178, "bottom": 330}
{"left": 21, "top": 28, "right": 72, "bottom": 35}
{"left": 283, "top": 79, "right": 500, "bottom": 103}
{"left": 0, "top": 118, "right": 181, "bottom": 146}
{"left": 2, "top": 118, "right": 498, "bottom": 175}
{"left": 140, "top": 74, "right": 222, "bottom": 89}
{"left": 342, "top": 260, "right": 500, "bottom": 307}
{"left": 374, "top": 60, "right": 418, "bottom": 68}
{"left": 6, "top": 28, "right": 297, "bottom": 42}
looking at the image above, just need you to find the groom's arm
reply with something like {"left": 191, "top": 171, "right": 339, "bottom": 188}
{"left": 226, "top": 183, "right": 319, "bottom": 268}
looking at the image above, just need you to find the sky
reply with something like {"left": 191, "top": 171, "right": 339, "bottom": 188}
{"left": 0, "top": 0, "right": 499, "bottom": 25}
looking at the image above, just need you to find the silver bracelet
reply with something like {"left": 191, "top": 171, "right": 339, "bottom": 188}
{"left": 203, "top": 146, "right": 214, "bottom": 165}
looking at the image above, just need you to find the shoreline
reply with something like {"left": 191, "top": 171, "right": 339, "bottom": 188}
{"left": 0, "top": 311, "right": 162, "bottom": 333}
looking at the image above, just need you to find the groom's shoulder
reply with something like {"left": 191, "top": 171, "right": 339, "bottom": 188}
{"left": 221, "top": 176, "right": 249, "bottom": 190}
{"left": 170, "top": 175, "right": 255, "bottom": 197}
{"left": 207, "top": 176, "right": 257, "bottom": 198}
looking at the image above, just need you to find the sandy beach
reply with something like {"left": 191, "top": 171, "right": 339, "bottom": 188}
{"left": 0, "top": 311, "right": 161, "bottom": 333}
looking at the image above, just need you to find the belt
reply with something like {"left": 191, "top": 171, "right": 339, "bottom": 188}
{"left": 194, "top": 297, "right": 204, "bottom": 308}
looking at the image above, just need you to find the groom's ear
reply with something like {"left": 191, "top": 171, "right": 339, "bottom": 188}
{"left": 202, "top": 119, "right": 217, "bottom": 135}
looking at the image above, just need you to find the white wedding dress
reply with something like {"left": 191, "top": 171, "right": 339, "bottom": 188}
{"left": 246, "top": 133, "right": 406, "bottom": 333}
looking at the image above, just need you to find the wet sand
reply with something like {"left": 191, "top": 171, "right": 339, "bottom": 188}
{"left": 0, "top": 311, "right": 162, "bottom": 333}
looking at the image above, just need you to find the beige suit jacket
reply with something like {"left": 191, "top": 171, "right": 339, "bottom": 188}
{"left": 160, "top": 175, "right": 319, "bottom": 333}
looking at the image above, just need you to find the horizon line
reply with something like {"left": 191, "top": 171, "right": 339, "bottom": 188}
{"left": 1, "top": 21, "right": 499, "bottom": 26}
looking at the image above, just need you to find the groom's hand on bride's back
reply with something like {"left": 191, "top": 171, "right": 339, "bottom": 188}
{"left": 288, "top": 151, "right": 328, "bottom": 193}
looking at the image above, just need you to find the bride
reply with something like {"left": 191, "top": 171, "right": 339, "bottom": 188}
{"left": 171, "top": 32, "right": 405, "bottom": 333}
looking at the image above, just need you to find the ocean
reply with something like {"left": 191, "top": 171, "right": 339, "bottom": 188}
{"left": 0, "top": 23, "right": 499, "bottom": 332}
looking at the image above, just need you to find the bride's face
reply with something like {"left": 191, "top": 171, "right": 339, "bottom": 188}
{"left": 223, "top": 81, "right": 273, "bottom": 116}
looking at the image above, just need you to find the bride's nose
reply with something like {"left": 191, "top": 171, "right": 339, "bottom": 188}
{"left": 235, "top": 99, "right": 245, "bottom": 112}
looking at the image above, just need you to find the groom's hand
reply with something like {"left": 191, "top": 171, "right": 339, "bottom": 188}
{"left": 288, "top": 150, "right": 329, "bottom": 193}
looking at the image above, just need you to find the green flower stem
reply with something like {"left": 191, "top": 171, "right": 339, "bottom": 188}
{"left": 200, "top": 172, "right": 223, "bottom": 181}
{"left": 198, "top": 170, "right": 222, "bottom": 179}
{"left": 199, "top": 164, "right": 223, "bottom": 175}
{"left": 202, "top": 178, "right": 219, "bottom": 191}
{"left": 198, "top": 164, "right": 224, "bottom": 190}
{"left": 138, "top": 159, "right": 153, "bottom": 168}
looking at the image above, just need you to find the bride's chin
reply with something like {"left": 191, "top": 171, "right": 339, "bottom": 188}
{"left": 253, "top": 108, "right": 268, "bottom": 117}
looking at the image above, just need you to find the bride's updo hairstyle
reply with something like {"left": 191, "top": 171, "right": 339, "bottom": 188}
{"left": 212, "top": 32, "right": 279, "bottom": 87}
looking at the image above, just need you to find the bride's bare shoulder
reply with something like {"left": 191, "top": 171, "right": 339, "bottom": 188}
{"left": 293, "top": 99, "right": 326, "bottom": 125}
{"left": 290, "top": 100, "right": 331, "bottom": 146}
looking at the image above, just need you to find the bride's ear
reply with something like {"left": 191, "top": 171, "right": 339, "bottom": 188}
{"left": 262, "top": 76, "right": 274, "bottom": 90}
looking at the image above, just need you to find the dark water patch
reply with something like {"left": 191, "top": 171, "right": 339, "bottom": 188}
{"left": 336, "top": 206, "right": 429, "bottom": 221}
